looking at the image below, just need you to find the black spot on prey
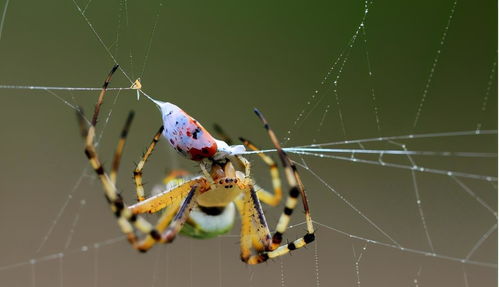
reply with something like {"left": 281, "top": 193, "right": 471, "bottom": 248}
{"left": 192, "top": 128, "right": 201, "bottom": 139}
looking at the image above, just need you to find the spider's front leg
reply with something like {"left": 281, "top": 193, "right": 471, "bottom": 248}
{"left": 134, "top": 183, "right": 203, "bottom": 252}
{"left": 128, "top": 177, "right": 210, "bottom": 251}
{"left": 237, "top": 183, "right": 273, "bottom": 264}
{"left": 129, "top": 177, "right": 209, "bottom": 214}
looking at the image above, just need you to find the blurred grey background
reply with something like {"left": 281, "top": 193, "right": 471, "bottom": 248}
{"left": 0, "top": 0, "right": 496, "bottom": 286}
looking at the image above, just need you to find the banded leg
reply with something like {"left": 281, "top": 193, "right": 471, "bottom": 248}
{"left": 127, "top": 174, "right": 209, "bottom": 249}
{"left": 238, "top": 185, "right": 272, "bottom": 264}
{"left": 77, "top": 107, "right": 135, "bottom": 186}
{"left": 131, "top": 199, "right": 182, "bottom": 251}
{"left": 110, "top": 111, "right": 135, "bottom": 184}
{"left": 134, "top": 126, "right": 165, "bottom": 201}
{"left": 160, "top": 185, "right": 199, "bottom": 242}
{"left": 78, "top": 65, "right": 155, "bottom": 246}
{"left": 239, "top": 137, "right": 282, "bottom": 206}
{"left": 253, "top": 108, "right": 315, "bottom": 253}
{"left": 135, "top": 185, "right": 199, "bottom": 251}
{"left": 129, "top": 177, "right": 209, "bottom": 214}
{"left": 127, "top": 172, "right": 189, "bottom": 251}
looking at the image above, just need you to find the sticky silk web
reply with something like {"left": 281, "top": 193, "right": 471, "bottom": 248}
{"left": 0, "top": 0, "right": 496, "bottom": 286}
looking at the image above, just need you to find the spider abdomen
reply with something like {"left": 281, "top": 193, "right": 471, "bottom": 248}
{"left": 157, "top": 101, "right": 217, "bottom": 161}
{"left": 181, "top": 203, "right": 236, "bottom": 239}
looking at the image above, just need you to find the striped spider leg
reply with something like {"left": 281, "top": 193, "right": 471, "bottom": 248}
{"left": 244, "top": 109, "right": 315, "bottom": 263}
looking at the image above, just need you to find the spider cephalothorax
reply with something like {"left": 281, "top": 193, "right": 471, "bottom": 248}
{"left": 78, "top": 65, "right": 315, "bottom": 264}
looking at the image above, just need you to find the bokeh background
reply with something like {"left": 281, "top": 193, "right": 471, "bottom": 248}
{"left": 0, "top": 0, "right": 496, "bottom": 286}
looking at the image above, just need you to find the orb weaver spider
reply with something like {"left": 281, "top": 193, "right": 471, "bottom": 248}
{"left": 77, "top": 65, "right": 315, "bottom": 264}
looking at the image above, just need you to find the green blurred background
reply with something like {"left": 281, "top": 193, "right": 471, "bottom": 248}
{"left": 0, "top": 0, "right": 496, "bottom": 286}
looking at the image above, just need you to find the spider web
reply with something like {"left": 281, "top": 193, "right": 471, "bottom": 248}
{"left": 0, "top": 0, "right": 496, "bottom": 286}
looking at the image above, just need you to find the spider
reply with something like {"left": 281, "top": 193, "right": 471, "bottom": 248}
{"left": 77, "top": 65, "right": 315, "bottom": 264}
